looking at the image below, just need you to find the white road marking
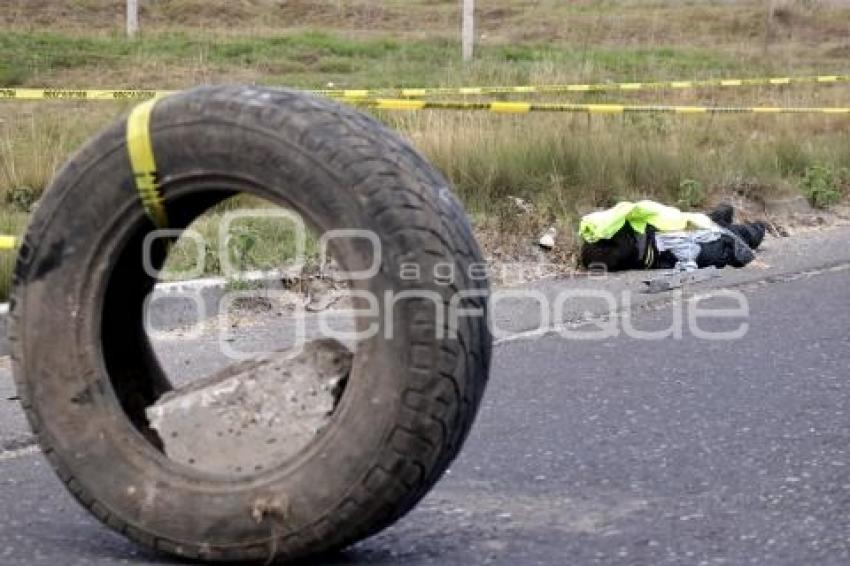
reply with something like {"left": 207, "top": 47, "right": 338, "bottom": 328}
{"left": 0, "top": 444, "right": 39, "bottom": 462}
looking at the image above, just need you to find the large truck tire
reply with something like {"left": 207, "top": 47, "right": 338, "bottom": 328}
{"left": 10, "top": 87, "right": 491, "bottom": 562}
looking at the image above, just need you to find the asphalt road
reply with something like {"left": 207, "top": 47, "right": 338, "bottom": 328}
{"left": 1, "top": 260, "right": 849, "bottom": 564}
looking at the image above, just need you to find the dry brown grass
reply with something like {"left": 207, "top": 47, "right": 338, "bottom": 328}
{"left": 0, "top": 102, "right": 121, "bottom": 194}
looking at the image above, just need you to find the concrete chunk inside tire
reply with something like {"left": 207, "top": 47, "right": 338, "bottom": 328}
{"left": 10, "top": 86, "right": 492, "bottom": 562}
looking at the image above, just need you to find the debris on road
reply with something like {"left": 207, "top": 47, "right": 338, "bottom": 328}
{"left": 538, "top": 226, "right": 557, "bottom": 250}
{"left": 643, "top": 266, "right": 722, "bottom": 293}
{"left": 507, "top": 195, "right": 534, "bottom": 214}
{"left": 305, "top": 277, "right": 341, "bottom": 312}
{"left": 147, "top": 339, "right": 352, "bottom": 476}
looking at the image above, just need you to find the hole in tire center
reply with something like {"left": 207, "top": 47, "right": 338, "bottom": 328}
{"left": 101, "top": 192, "right": 361, "bottom": 479}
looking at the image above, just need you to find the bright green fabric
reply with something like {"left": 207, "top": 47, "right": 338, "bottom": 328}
{"left": 579, "top": 200, "right": 714, "bottom": 243}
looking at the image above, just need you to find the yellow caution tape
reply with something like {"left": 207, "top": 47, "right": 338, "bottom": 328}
{"left": 1, "top": 73, "right": 848, "bottom": 103}
{"left": 0, "top": 88, "right": 168, "bottom": 101}
{"left": 586, "top": 104, "right": 625, "bottom": 114}
{"left": 356, "top": 99, "right": 850, "bottom": 115}
{"left": 126, "top": 97, "right": 168, "bottom": 228}
{"left": 374, "top": 99, "right": 426, "bottom": 110}
{"left": 316, "top": 73, "right": 850, "bottom": 98}
{"left": 0, "top": 236, "right": 17, "bottom": 250}
{"left": 2, "top": 88, "right": 847, "bottom": 117}
{"left": 490, "top": 102, "right": 532, "bottom": 113}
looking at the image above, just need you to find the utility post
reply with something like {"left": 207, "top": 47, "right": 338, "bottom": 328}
{"left": 127, "top": 0, "right": 139, "bottom": 38}
{"left": 462, "top": 0, "right": 475, "bottom": 61}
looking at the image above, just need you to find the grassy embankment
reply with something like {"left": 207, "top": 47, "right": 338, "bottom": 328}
{"left": 1, "top": 0, "right": 849, "bottom": 297}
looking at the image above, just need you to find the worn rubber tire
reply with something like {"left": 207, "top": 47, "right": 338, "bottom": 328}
{"left": 10, "top": 86, "right": 491, "bottom": 562}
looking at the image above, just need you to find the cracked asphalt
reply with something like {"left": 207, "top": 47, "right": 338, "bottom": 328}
{"left": 1, "top": 226, "right": 849, "bottom": 565}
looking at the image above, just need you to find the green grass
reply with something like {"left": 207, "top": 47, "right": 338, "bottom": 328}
{"left": 0, "top": 30, "right": 457, "bottom": 88}
{"left": 801, "top": 164, "right": 849, "bottom": 209}
{"left": 161, "top": 198, "right": 320, "bottom": 282}
{"left": 0, "top": 30, "right": 756, "bottom": 91}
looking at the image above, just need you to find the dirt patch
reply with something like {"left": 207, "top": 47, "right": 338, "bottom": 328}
{"left": 478, "top": 226, "right": 576, "bottom": 287}
{"left": 707, "top": 186, "right": 850, "bottom": 238}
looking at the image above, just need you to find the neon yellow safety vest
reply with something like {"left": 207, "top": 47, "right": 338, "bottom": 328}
{"left": 579, "top": 200, "right": 714, "bottom": 243}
